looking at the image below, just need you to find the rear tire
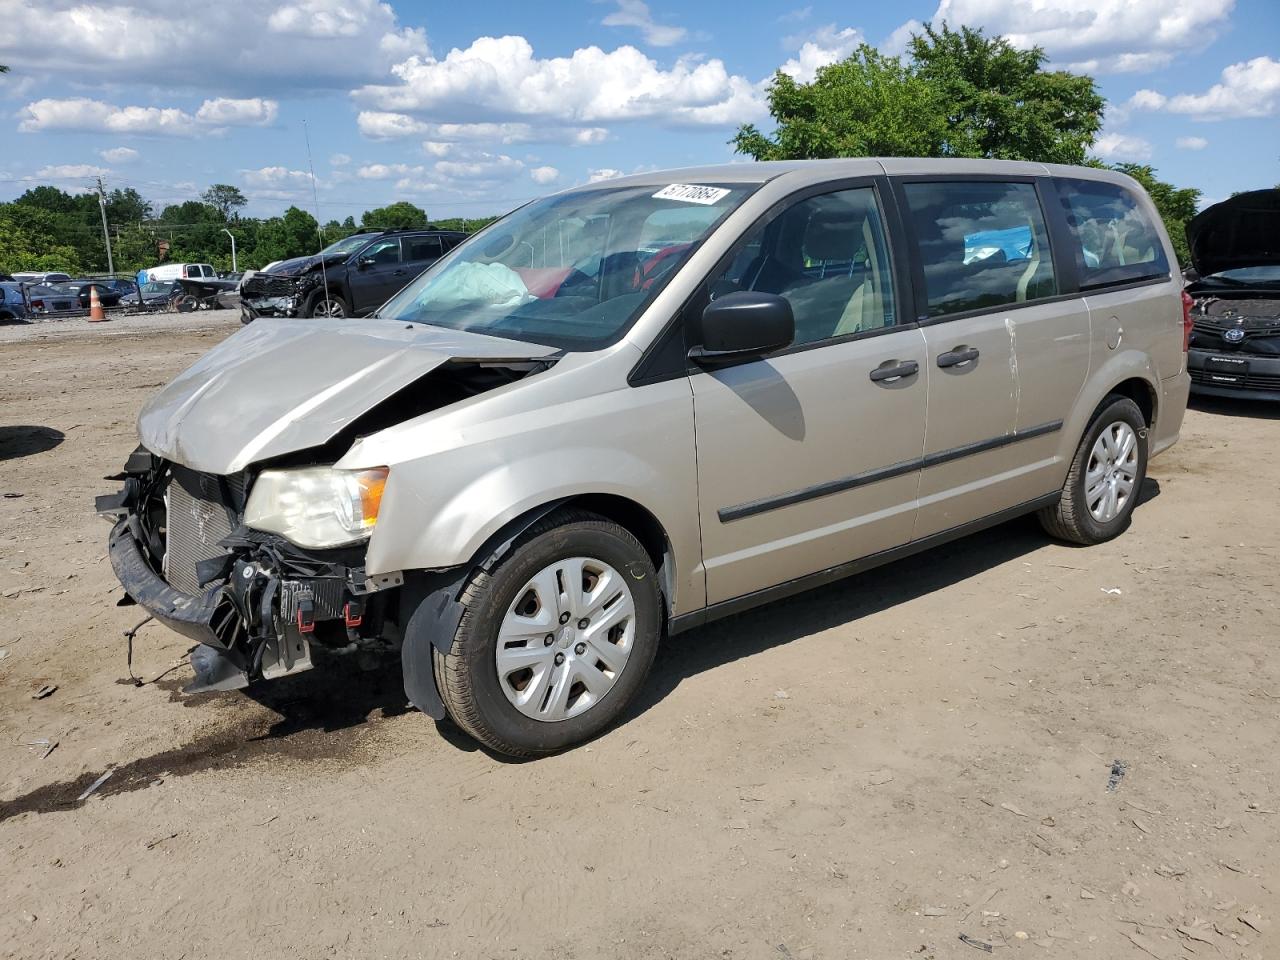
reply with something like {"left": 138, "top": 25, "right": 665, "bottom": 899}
{"left": 434, "top": 510, "right": 662, "bottom": 757}
{"left": 1039, "top": 395, "right": 1148, "bottom": 545}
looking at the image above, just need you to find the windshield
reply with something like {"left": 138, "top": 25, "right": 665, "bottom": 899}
{"left": 319, "top": 234, "right": 375, "bottom": 258}
{"left": 1204, "top": 265, "right": 1280, "bottom": 284}
{"left": 376, "top": 182, "right": 754, "bottom": 349}
{"left": 142, "top": 281, "right": 176, "bottom": 295}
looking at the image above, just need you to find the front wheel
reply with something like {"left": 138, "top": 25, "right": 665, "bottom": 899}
{"left": 1039, "top": 395, "right": 1148, "bottom": 545}
{"left": 433, "top": 511, "right": 662, "bottom": 757}
{"left": 304, "top": 291, "right": 347, "bottom": 318}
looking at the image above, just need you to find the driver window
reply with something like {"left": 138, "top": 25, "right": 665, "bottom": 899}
{"left": 708, "top": 187, "right": 896, "bottom": 346}
{"left": 362, "top": 238, "right": 402, "bottom": 265}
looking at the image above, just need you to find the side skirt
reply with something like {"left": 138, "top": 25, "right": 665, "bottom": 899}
{"left": 668, "top": 492, "right": 1061, "bottom": 636}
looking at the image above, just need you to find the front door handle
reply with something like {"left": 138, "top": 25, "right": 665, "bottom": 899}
{"left": 937, "top": 346, "right": 980, "bottom": 368}
{"left": 869, "top": 359, "right": 920, "bottom": 383}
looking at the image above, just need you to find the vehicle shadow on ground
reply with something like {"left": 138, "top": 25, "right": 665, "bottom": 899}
{"left": 628, "top": 487, "right": 1159, "bottom": 723}
{"left": 0, "top": 425, "right": 64, "bottom": 461}
{"left": 1189, "top": 395, "right": 1280, "bottom": 421}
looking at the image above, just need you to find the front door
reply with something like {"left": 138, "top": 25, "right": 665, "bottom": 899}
{"left": 690, "top": 184, "right": 928, "bottom": 606}
{"left": 348, "top": 237, "right": 405, "bottom": 313}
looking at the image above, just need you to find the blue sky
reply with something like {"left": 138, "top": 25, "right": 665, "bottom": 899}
{"left": 3, "top": 0, "right": 1277, "bottom": 220}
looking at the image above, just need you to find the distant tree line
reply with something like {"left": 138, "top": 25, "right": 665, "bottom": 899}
{"left": 734, "top": 23, "right": 1204, "bottom": 264}
{"left": 0, "top": 182, "right": 499, "bottom": 276}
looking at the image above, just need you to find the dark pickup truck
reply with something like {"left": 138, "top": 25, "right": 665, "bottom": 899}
{"left": 240, "top": 228, "right": 466, "bottom": 321}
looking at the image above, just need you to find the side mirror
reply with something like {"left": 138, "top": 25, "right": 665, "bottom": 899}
{"left": 690, "top": 291, "right": 794, "bottom": 366}
{"left": 357, "top": 257, "right": 374, "bottom": 270}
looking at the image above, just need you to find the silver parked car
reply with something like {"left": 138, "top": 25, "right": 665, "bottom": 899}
{"left": 100, "top": 159, "right": 1190, "bottom": 756}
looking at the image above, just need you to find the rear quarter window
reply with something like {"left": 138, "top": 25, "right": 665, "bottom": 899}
{"left": 1055, "top": 178, "right": 1170, "bottom": 289}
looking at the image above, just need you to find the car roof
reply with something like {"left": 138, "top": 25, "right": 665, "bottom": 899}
{"left": 565, "top": 157, "right": 1143, "bottom": 192}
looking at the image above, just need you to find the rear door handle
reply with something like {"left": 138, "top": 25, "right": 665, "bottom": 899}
{"left": 936, "top": 346, "right": 980, "bottom": 368}
{"left": 869, "top": 359, "right": 920, "bottom": 383}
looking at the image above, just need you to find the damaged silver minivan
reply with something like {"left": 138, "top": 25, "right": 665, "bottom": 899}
{"left": 100, "top": 159, "right": 1189, "bottom": 756}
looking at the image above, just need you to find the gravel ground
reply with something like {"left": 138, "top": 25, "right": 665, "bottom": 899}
{"left": 1, "top": 316, "right": 1277, "bottom": 960}
{"left": 0, "top": 308, "right": 242, "bottom": 343}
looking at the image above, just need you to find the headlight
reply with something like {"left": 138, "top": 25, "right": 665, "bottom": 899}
{"left": 244, "top": 466, "right": 388, "bottom": 548}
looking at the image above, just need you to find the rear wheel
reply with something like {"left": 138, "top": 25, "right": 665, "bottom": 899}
{"left": 433, "top": 511, "right": 662, "bottom": 757}
{"left": 1039, "top": 395, "right": 1148, "bottom": 545}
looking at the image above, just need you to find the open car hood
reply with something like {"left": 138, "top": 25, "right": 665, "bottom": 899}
{"left": 137, "top": 317, "right": 556, "bottom": 474}
{"left": 1187, "top": 189, "right": 1280, "bottom": 277}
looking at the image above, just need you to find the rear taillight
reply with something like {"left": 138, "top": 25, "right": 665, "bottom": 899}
{"left": 1181, "top": 290, "right": 1194, "bottom": 352}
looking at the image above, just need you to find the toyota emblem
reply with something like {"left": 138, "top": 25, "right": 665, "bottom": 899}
{"left": 1223, "top": 327, "right": 1246, "bottom": 344}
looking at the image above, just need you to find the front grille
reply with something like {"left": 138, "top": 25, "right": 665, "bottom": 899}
{"left": 242, "top": 274, "right": 298, "bottom": 298}
{"left": 164, "top": 467, "right": 245, "bottom": 594}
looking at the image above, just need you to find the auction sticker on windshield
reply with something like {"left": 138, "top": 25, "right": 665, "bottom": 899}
{"left": 652, "top": 184, "right": 731, "bottom": 205}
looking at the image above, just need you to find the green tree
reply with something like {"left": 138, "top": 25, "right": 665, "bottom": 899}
{"left": 909, "top": 23, "right": 1103, "bottom": 164}
{"left": 201, "top": 183, "right": 248, "bottom": 220}
{"left": 1111, "top": 164, "right": 1201, "bottom": 266}
{"left": 361, "top": 201, "right": 428, "bottom": 230}
{"left": 249, "top": 206, "right": 322, "bottom": 265}
{"left": 105, "top": 187, "right": 152, "bottom": 224}
{"left": 733, "top": 25, "right": 1105, "bottom": 165}
{"left": 734, "top": 45, "right": 945, "bottom": 160}
{"left": 0, "top": 204, "right": 84, "bottom": 274}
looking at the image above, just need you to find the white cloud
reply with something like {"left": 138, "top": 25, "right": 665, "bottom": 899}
{"left": 99, "top": 146, "right": 140, "bottom": 163}
{"left": 356, "top": 163, "right": 425, "bottom": 180}
{"left": 0, "top": 0, "right": 428, "bottom": 94}
{"left": 1127, "top": 89, "right": 1168, "bottom": 110}
{"left": 435, "top": 153, "right": 524, "bottom": 182}
{"left": 1176, "top": 136, "right": 1208, "bottom": 150}
{"left": 602, "top": 1, "right": 687, "bottom": 47}
{"left": 329, "top": 153, "right": 352, "bottom": 166}
{"left": 241, "top": 166, "right": 315, "bottom": 188}
{"left": 18, "top": 97, "right": 279, "bottom": 136}
{"left": 906, "top": 0, "right": 1234, "bottom": 74}
{"left": 194, "top": 98, "right": 278, "bottom": 126}
{"left": 1133, "top": 57, "right": 1280, "bottom": 119}
{"left": 35, "top": 163, "right": 110, "bottom": 180}
{"left": 588, "top": 168, "right": 624, "bottom": 183}
{"left": 1093, "top": 131, "right": 1153, "bottom": 161}
{"left": 881, "top": 19, "right": 922, "bottom": 56}
{"left": 353, "top": 35, "right": 765, "bottom": 129}
{"left": 780, "top": 25, "right": 865, "bottom": 83}
{"left": 529, "top": 165, "right": 560, "bottom": 184}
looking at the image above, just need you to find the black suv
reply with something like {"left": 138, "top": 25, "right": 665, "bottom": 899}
{"left": 240, "top": 228, "right": 466, "bottom": 321}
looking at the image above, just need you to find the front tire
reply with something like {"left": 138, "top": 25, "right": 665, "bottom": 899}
{"left": 304, "top": 291, "right": 347, "bottom": 318}
{"left": 434, "top": 511, "right": 662, "bottom": 757}
{"left": 1039, "top": 395, "right": 1148, "bottom": 545}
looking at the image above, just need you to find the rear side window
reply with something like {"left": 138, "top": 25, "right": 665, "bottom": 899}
{"left": 405, "top": 235, "right": 443, "bottom": 261}
{"left": 901, "top": 180, "right": 1058, "bottom": 318}
{"left": 1055, "top": 178, "right": 1169, "bottom": 289}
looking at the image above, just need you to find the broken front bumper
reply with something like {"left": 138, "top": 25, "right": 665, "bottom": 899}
{"left": 100, "top": 458, "right": 402, "bottom": 693}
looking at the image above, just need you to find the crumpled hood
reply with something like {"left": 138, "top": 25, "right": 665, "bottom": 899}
{"left": 137, "top": 317, "right": 557, "bottom": 474}
{"left": 267, "top": 253, "right": 345, "bottom": 277}
{"left": 1187, "top": 189, "right": 1280, "bottom": 277}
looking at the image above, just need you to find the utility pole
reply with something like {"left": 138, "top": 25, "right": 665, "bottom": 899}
{"left": 95, "top": 177, "right": 115, "bottom": 276}
{"left": 222, "top": 228, "right": 238, "bottom": 272}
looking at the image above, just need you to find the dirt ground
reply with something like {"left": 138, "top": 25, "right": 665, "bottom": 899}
{"left": 1, "top": 313, "right": 1276, "bottom": 960}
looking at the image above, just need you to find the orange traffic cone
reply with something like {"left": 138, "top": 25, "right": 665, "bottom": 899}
{"left": 88, "top": 284, "right": 107, "bottom": 322}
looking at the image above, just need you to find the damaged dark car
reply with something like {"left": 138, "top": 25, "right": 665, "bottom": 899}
{"left": 1185, "top": 189, "right": 1280, "bottom": 400}
{"left": 239, "top": 228, "right": 465, "bottom": 321}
